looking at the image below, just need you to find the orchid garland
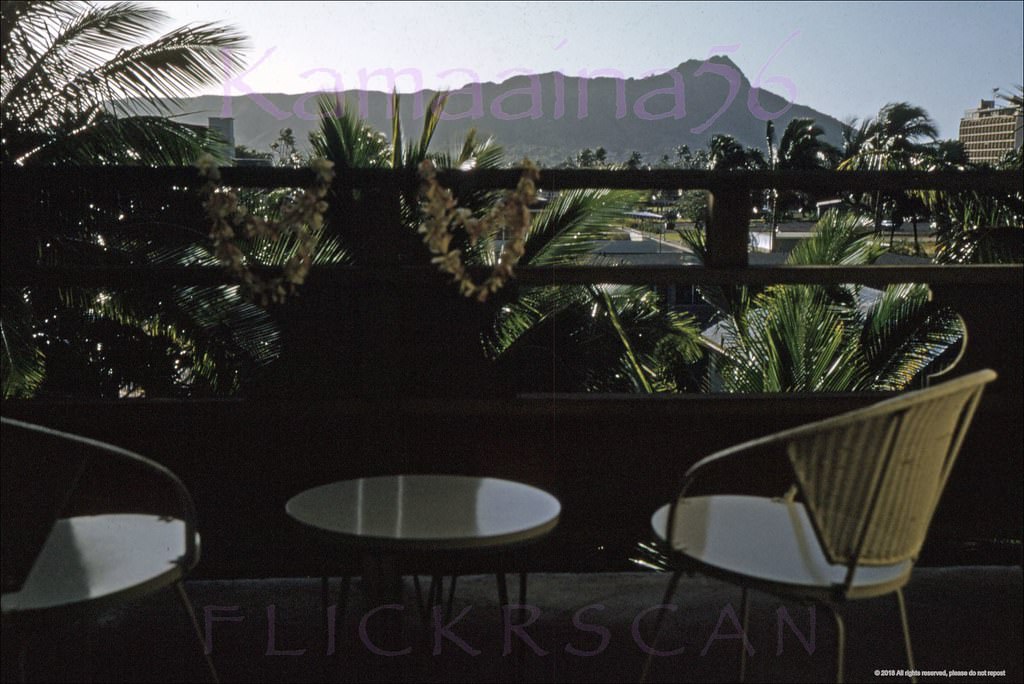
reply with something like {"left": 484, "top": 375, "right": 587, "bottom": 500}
{"left": 198, "top": 154, "right": 335, "bottom": 305}
{"left": 418, "top": 159, "right": 539, "bottom": 302}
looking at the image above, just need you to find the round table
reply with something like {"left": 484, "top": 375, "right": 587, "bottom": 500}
{"left": 285, "top": 474, "right": 561, "bottom": 631}
{"left": 286, "top": 474, "right": 561, "bottom": 550}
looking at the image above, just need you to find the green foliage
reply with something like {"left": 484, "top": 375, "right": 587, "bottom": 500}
{"left": 832, "top": 100, "right": 1018, "bottom": 246}
{"left": 692, "top": 211, "right": 963, "bottom": 392}
{"left": 927, "top": 149, "right": 1023, "bottom": 264}
{"left": 715, "top": 285, "right": 864, "bottom": 392}
{"left": 766, "top": 118, "right": 841, "bottom": 225}
{"left": 708, "top": 134, "right": 765, "bottom": 171}
{"left": 1, "top": 290, "right": 46, "bottom": 398}
{"left": 306, "top": 93, "right": 707, "bottom": 394}
{"left": 234, "top": 144, "right": 272, "bottom": 161}
{"left": 269, "top": 128, "right": 305, "bottom": 166}
{"left": 0, "top": 0, "right": 272, "bottom": 398}
{"left": 483, "top": 188, "right": 704, "bottom": 393}
{"left": 1, "top": 1, "right": 247, "bottom": 164}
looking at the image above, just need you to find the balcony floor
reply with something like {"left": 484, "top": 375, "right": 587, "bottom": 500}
{"left": 4, "top": 566, "right": 1020, "bottom": 683}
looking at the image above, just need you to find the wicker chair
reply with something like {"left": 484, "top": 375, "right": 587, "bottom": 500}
{"left": 0, "top": 417, "right": 217, "bottom": 682}
{"left": 644, "top": 369, "right": 997, "bottom": 683}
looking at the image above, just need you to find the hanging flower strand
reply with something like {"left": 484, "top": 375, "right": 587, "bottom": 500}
{"left": 197, "top": 154, "right": 335, "bottom": 306}
{"left": 418, "top": 159, "right": 539, "bottom": 302}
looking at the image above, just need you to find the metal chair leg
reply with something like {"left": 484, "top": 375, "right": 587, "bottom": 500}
{"left": 739, "top": 586, "right": 751, "bottom": 683}
{"left": 824, "top": 603, "right": 845, "bottom": 684}
{"left": 639, "top": 569, "right": 684, "bottom": 684}
{"left": 896, "top": 588, "right": 917, "bottom": 684}
{"left": 175, "top": 581, "right": 220, "bottom": 684}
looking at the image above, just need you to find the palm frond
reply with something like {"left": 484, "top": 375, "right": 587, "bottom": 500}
{"left": 92, "top": 21, "right": 247, "bottom": 114}
{"left": 310, "top": 96, "right": 389, "bottom": 169}
{"left": 523, "top": 189, "right": 640, "bottom": 266}
{"left": 1, "top": 288, "right": 46, "bottom": 398}
{"left": 678, "top": 226, "right": 756, "bottom": 324}
{"left": 716, "top": 285, "right": 865, "bottom": 392}
{"left": 407, "top": 92, "right": 448, "bottom": 168}
{"left": 591, "top": 285, "right": 653, "bottom": 393}
{"left": 3, "top": 2, "right": 247, "bottom": 163}
{"left": 25, "top": 112, "right": 217, "bottom": 165}
{"left": 4, "top": 2, "right": 168, "bottom": 115}
{"left": 859, "top": 284, "right": 963, "bottom": 389}
{"left": 786, "top": 210, "right": 880, "bottom": 266}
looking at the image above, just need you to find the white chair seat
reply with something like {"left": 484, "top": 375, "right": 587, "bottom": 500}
{"left": 1, "top": 514, "right": 190, "bottom": 615}
{"left": 652, "top": 496, "right": 913, "bottom": 600}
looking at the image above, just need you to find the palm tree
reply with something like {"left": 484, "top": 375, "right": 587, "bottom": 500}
{"left": 707, "top": 134, "right": 764, "bottom": 171}
{"left": 704, "top": 134, "right": 766, "bottom": 233}
{"left": 765, "top": 118, "right": 840, "bottom": 232}
{"left": 1, "top": 1, "right": 259, "bottom": 398}
{"left": 926, "top": 153, "right": 1023, "bottom": 263}
{"left": 260, "top": 93, "right": 704, "bottom": 397}
{"left": 2, "top": 1, "right": 247, "bottom": 164}
{"left": 909, "top": 92, "right": 1022, "bottom": 263}
{"left": 678, "top": 211, "right": 963, "bottom": 392}
{"left": 839, "top": 103, "right": 940, "bottom": 231}
{"left": 840, "top": 116, "right": 873, "bottom": 160}
{"left": 866, "top": 102, "right": 938, "bottom": 155}
{"left": 482, "top": 191, "right": 705, "bottom": 393}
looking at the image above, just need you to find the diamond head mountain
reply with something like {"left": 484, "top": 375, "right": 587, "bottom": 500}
{"left": 160, "top": 56, "right": 846, "bottom": 165}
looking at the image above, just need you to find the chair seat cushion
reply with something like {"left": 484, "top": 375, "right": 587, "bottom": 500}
{"left": 652, "top": 496, "right": 912, "bottom": 600}
{"left": 1, "top": 514, "right": 189, "bottom": 615}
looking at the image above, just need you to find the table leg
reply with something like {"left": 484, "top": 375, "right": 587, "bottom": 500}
{"left": 430, "top": 575, "right": 443, "bottom": 610}
{"left": 321, "top": 575, "right": 330, "bottom": 625}
{"left": 496, "top": 571, "right": 509, "bottom": 611}
{"left": 338, "top": 576, "right": 351, "bottom": 628}
{"left": 412, "top": 574, "right": 427, "bottom": 624}
{"left": 321, "top": 575, "right": 351, "bottom": 659}
{"left": 444, "top": 575, "right": 458, "bottom": 623}
{"left": 414, "top": 575, "right": 456, "bottom": 627}
{"left": 363, "top": 554, "right": 402, "bottom": 604}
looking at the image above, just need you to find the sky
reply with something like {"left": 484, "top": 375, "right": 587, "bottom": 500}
{"left": 145, "top": 1, "right": 1023, "bottom": 139}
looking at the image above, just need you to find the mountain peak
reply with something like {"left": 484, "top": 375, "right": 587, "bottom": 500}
{"left": 676, "top": 54, "right": 740, "bottom": 70}
{"left": 159, "top": 56, "right": 845, "bottom": 165}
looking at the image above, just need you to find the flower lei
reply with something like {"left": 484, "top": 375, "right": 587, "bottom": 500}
{"left": 197, "top": 154, "right": 335, "bottom": 305}
{"left": 418, "top": 159, "right": 539, "bottom": 302}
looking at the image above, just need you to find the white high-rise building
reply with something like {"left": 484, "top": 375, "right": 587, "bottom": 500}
{"left": 958, "top": 100, "right": 1024, "bottom": 165}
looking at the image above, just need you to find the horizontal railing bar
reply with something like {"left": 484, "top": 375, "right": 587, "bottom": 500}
{"left": 440, "top": 168, "right": 1024, "bottom": 193}
{"left": 514, "top": 264, "right": 1024, "bottom": 287}
{"left": 3, "top": 166, "right": 1021, "bottom": 193}
{"left": 4, "top": 264, "right": 1021, "bottom": 288}
{"left": 1, "top": 164, "right": 323, "bottom": 189}
{"left": 3, "top": 391, "right": 1018, "bottom": 417}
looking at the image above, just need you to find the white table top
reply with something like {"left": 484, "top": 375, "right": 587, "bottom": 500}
{"left": 286, "top": 475, "right": 561, "bottom": 551}
{"left": 1, "top": 514, "right": 188, "bottom": 615}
